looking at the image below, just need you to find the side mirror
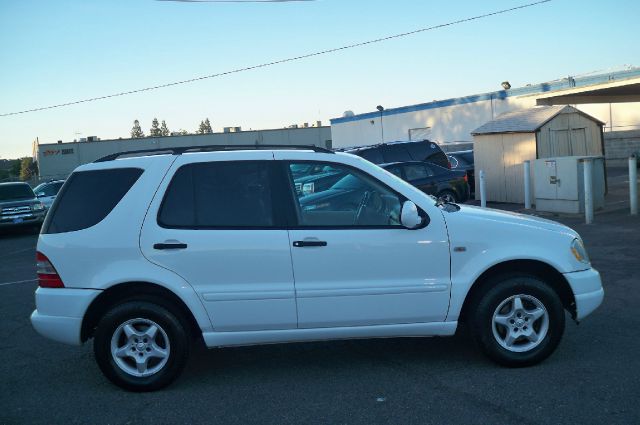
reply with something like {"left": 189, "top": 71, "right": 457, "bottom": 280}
{"left": 401, "top": 200, "right": 423, "bottom": 229}
{"left": 36, "top": 192, "right": 45, "bottom": 197}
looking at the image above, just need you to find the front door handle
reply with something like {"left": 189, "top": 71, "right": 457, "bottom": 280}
{"left": 292, "top": 240, "right": 327, "bottom": 248}
{"left": 153, "top": 242, "right": 188, "bottom": 250}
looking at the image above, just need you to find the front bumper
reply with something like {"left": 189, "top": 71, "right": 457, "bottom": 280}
{"left": 30, "top": 287, "right": 102, "bottom": 345}
{"left": 563, "top": 267, "right": 604, "bottom": 321}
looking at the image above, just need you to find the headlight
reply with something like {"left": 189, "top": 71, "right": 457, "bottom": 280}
{"left": 32, "top": 202, "right": 45, "bottom": 211}
{"left": 571, "top": 238, "right": 590, "bottom": 263}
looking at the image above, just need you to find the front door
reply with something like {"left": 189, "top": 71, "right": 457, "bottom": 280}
{"left": 281, "top": 158, "right": 451, "bottom": 328}
{"left": 140, "top": 153, "right": 297, "bottom": 332}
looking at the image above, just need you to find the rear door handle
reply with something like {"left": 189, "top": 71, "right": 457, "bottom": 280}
{"left": 153, "top": 243, "right": 188, "bottom": 250}
{"left": 292, "top": 240, "right": 327, "bottom": 248}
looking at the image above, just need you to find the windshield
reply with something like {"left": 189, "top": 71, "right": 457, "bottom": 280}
{"left": 0, "top": 184, "right": 35, "bottom": 201}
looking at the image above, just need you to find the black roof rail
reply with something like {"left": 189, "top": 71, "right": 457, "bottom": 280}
{"left": 94, "top": 144, "right": 333, "bottom": 163}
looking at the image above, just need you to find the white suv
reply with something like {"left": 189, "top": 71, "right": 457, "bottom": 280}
{"left": 31, "top": 146, "right": 604, "bottom": 391}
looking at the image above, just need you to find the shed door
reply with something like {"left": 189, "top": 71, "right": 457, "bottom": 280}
{"left": 570, "top": 128, "right": 587, "bottom": 156}
{"left": 550, "top": 130, "right": 570, "bottom": 156}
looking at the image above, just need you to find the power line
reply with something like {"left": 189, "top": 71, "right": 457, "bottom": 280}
{"left": 1, "top": 0, "right": 551, "bottom": 117}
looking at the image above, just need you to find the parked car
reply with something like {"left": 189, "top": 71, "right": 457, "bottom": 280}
{"left": 33, "top": 180, "right": 65, "bottom": 209}
{"left": 292, "top": 164, "right": 347, "bottom": 196}
{"left": 447, "top": 150, "right": 475, "bottom": 194}
{"left": 342, "top": 140, "right": 450, "bottom": 169}
{"left": 0, "top": 182, "right": 47, "bottom": 230}
{"left": 31, "top": 145, "right": 604, "bottom": 391}
{"left": 382, "top": 161, "right": 470, "bottom": 203}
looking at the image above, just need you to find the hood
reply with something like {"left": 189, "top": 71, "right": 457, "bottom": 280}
{"left": 452, "top": 204, "right": 577, "bottom": 237}
{"left": 0, "top": 198, "right": 38, "bottom": 208}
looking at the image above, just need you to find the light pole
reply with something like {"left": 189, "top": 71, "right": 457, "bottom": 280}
{"left": 376, "top": 105, "right": 384, "bottom": 143}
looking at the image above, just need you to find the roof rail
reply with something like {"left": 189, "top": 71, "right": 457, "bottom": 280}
{"left": 93, "top": 144, "right": 333, "bottom": 163}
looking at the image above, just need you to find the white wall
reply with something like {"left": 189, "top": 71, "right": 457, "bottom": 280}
{"left": 331, "top": 96, "right": 640, "bottom": 148}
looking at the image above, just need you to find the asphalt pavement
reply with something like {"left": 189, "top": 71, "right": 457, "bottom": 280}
{"left": 0, "top": 209, "right": 638, "bottom": 424}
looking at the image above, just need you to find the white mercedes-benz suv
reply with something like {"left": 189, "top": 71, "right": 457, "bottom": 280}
{"left": 31, "top": 146, "right": 604, "bottom": 391}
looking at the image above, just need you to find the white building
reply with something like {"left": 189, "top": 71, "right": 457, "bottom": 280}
{"left": 330, "top": 67, "right": 640, "bottom": 149}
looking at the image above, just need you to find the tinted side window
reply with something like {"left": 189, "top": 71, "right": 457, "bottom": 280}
{"left": 382, "top": 144, "right": 411, "bottom": 163}
{"left": 43, "top": 168, "right": 143, "bottom": 234}
{"left": 355, "top": 148, "right": 384, "bottom": 164}
{"left": 404, "top": 164, "right": 433, "bottom": 181}
{"left": 405, "top": 142, "right": 431, "bottom": 161}
{"left": 159, "top": 161, "right": 275, "bottom": 228}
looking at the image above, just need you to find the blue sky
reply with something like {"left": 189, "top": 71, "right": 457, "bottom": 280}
{"left": 1, "top": 0, "right": 638, "bottom": 158}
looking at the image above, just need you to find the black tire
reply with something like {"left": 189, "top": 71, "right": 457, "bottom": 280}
{"left": 93, "top": 300, "right": 190, "bottom": 392}
{"left": 437, "top": 189, "right": 457, "bottom": 203}
{"left": 469, "top": 274, "right": 565, "bottom": 367}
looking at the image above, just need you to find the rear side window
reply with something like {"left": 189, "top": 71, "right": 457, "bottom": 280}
{"left": 159, "top": 161, "right": 276, "bottom": 228}
{"left": 43, "top": 168, "right": 143, "bottom": 234}
{"left": 382, "top": 144, "right": 411, "bottom": 163}
{"left": 354, "top": 147, "right": 384, "bottom": 164}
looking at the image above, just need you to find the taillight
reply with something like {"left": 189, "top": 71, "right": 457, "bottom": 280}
{"left": 447, "top": 161, "right": 452, "bottom": 169}
{"left": 464, "top": 173, "right": 468, "bottom": 183}
{"left": 36, "top": 252, "right": 64, "bottom": 288}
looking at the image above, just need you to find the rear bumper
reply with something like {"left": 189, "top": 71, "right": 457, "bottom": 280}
{"left": 563, "top": 268, "right": 604, "bottom": 321}
{"left": 30, "top": 288, "right": 102, "bottom": 345}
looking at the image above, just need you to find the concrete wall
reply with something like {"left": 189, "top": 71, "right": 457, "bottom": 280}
{"left": 37, "top": 127, "right": 332, "bottom": 180}
{"left": 604, "top": 130, "right": 640, "bottom": 166}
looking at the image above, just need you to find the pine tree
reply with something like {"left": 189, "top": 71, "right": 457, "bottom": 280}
{"left": 130, "top": 120, "right": 145, "bottom": 138}
{"left": 150, "top": 118, "right": 161, "bottom": 137}
{"left": 197, "top": 120, "right": 206, "bottom": 134}
{"left": 160, "top": 120, "right": 170, "bottom": 136}
{"left": 203, "top": 118, "right": 213, "bottom": 133}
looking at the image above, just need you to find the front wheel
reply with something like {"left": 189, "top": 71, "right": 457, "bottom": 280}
{"left": 93, "top": 300, "right": 190, "bottom": 391}
{"left": 469, "top": 275, "right": 565, "bottom": 367}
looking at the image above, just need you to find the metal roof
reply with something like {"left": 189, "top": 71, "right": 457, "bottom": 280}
{"left": 471, "top": 105, "right": 604, "bottom": 135}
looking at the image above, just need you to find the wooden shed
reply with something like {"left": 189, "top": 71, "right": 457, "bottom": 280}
{"left": 471, "top": 105, "right": 605, "bottom": 203}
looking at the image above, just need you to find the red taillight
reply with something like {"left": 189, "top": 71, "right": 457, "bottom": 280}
{"left": 464, "top": 173, "right": 468, "bottom": 183}
{"left": 36, "top": 252, "right": 64, "bottom": 288}
{"left": 447, "top": 161, "right": 452, "bottom": 169}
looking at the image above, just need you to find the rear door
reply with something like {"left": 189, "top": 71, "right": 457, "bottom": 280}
{"left": 140, "top": 152, "right": 298, "bottom": 332}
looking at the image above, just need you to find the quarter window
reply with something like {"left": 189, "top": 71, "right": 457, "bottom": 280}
{"left": 159, "top": 161, "right": 275, "bottom": 228}
{"left": 288, "top": 162, "right": 402, "bottom": 227}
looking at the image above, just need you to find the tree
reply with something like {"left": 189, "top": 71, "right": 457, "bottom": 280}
{"left": 160, "top": 120, "right": 170, "bottom": 136}
{"left": 176, "top": 129, "right": 189, "bottom": 135}
{"left": 197, "top": 118, "right": 213, "bottom": 134}
{"left": 130, "top": 120, "right": 145, "bottom": 138}
{"left": 203, "top": 118, "right": 213, "bottom": 133}
{"left": 149, "top": 118, "right": 161, "bottom": 137}
{"left": 9, "top": 159, "right": 21, "bottom": 177}
{"left": 19, "top": 157, "right": 37, "bottom": 181}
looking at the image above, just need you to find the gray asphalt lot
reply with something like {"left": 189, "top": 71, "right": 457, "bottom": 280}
{"left": 1, "top": 208, "right": 639, "bottom": 424}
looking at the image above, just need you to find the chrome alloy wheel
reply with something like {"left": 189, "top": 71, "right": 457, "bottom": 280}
{"left": 110, "top": 318, "right": 170, "bottom": 377}
{"left": 491, "top": 294, "right": 549, "bottom": 353}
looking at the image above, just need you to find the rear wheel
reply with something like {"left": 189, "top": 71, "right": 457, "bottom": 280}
{"left": 469, "top": 275, "right": 565, "bottom": 367}
{"left": 93, "top": 300, "right": 190, "bottom": 391}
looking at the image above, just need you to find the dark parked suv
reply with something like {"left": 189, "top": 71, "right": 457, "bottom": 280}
{"left": 342, "top": 140, "right": 450, "bottom": 169}
{"left": 382, "top": 161, "right": 470, "bottom": 203}
{"left": 0, "top": 182, "right": 47, "bottom": 229}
